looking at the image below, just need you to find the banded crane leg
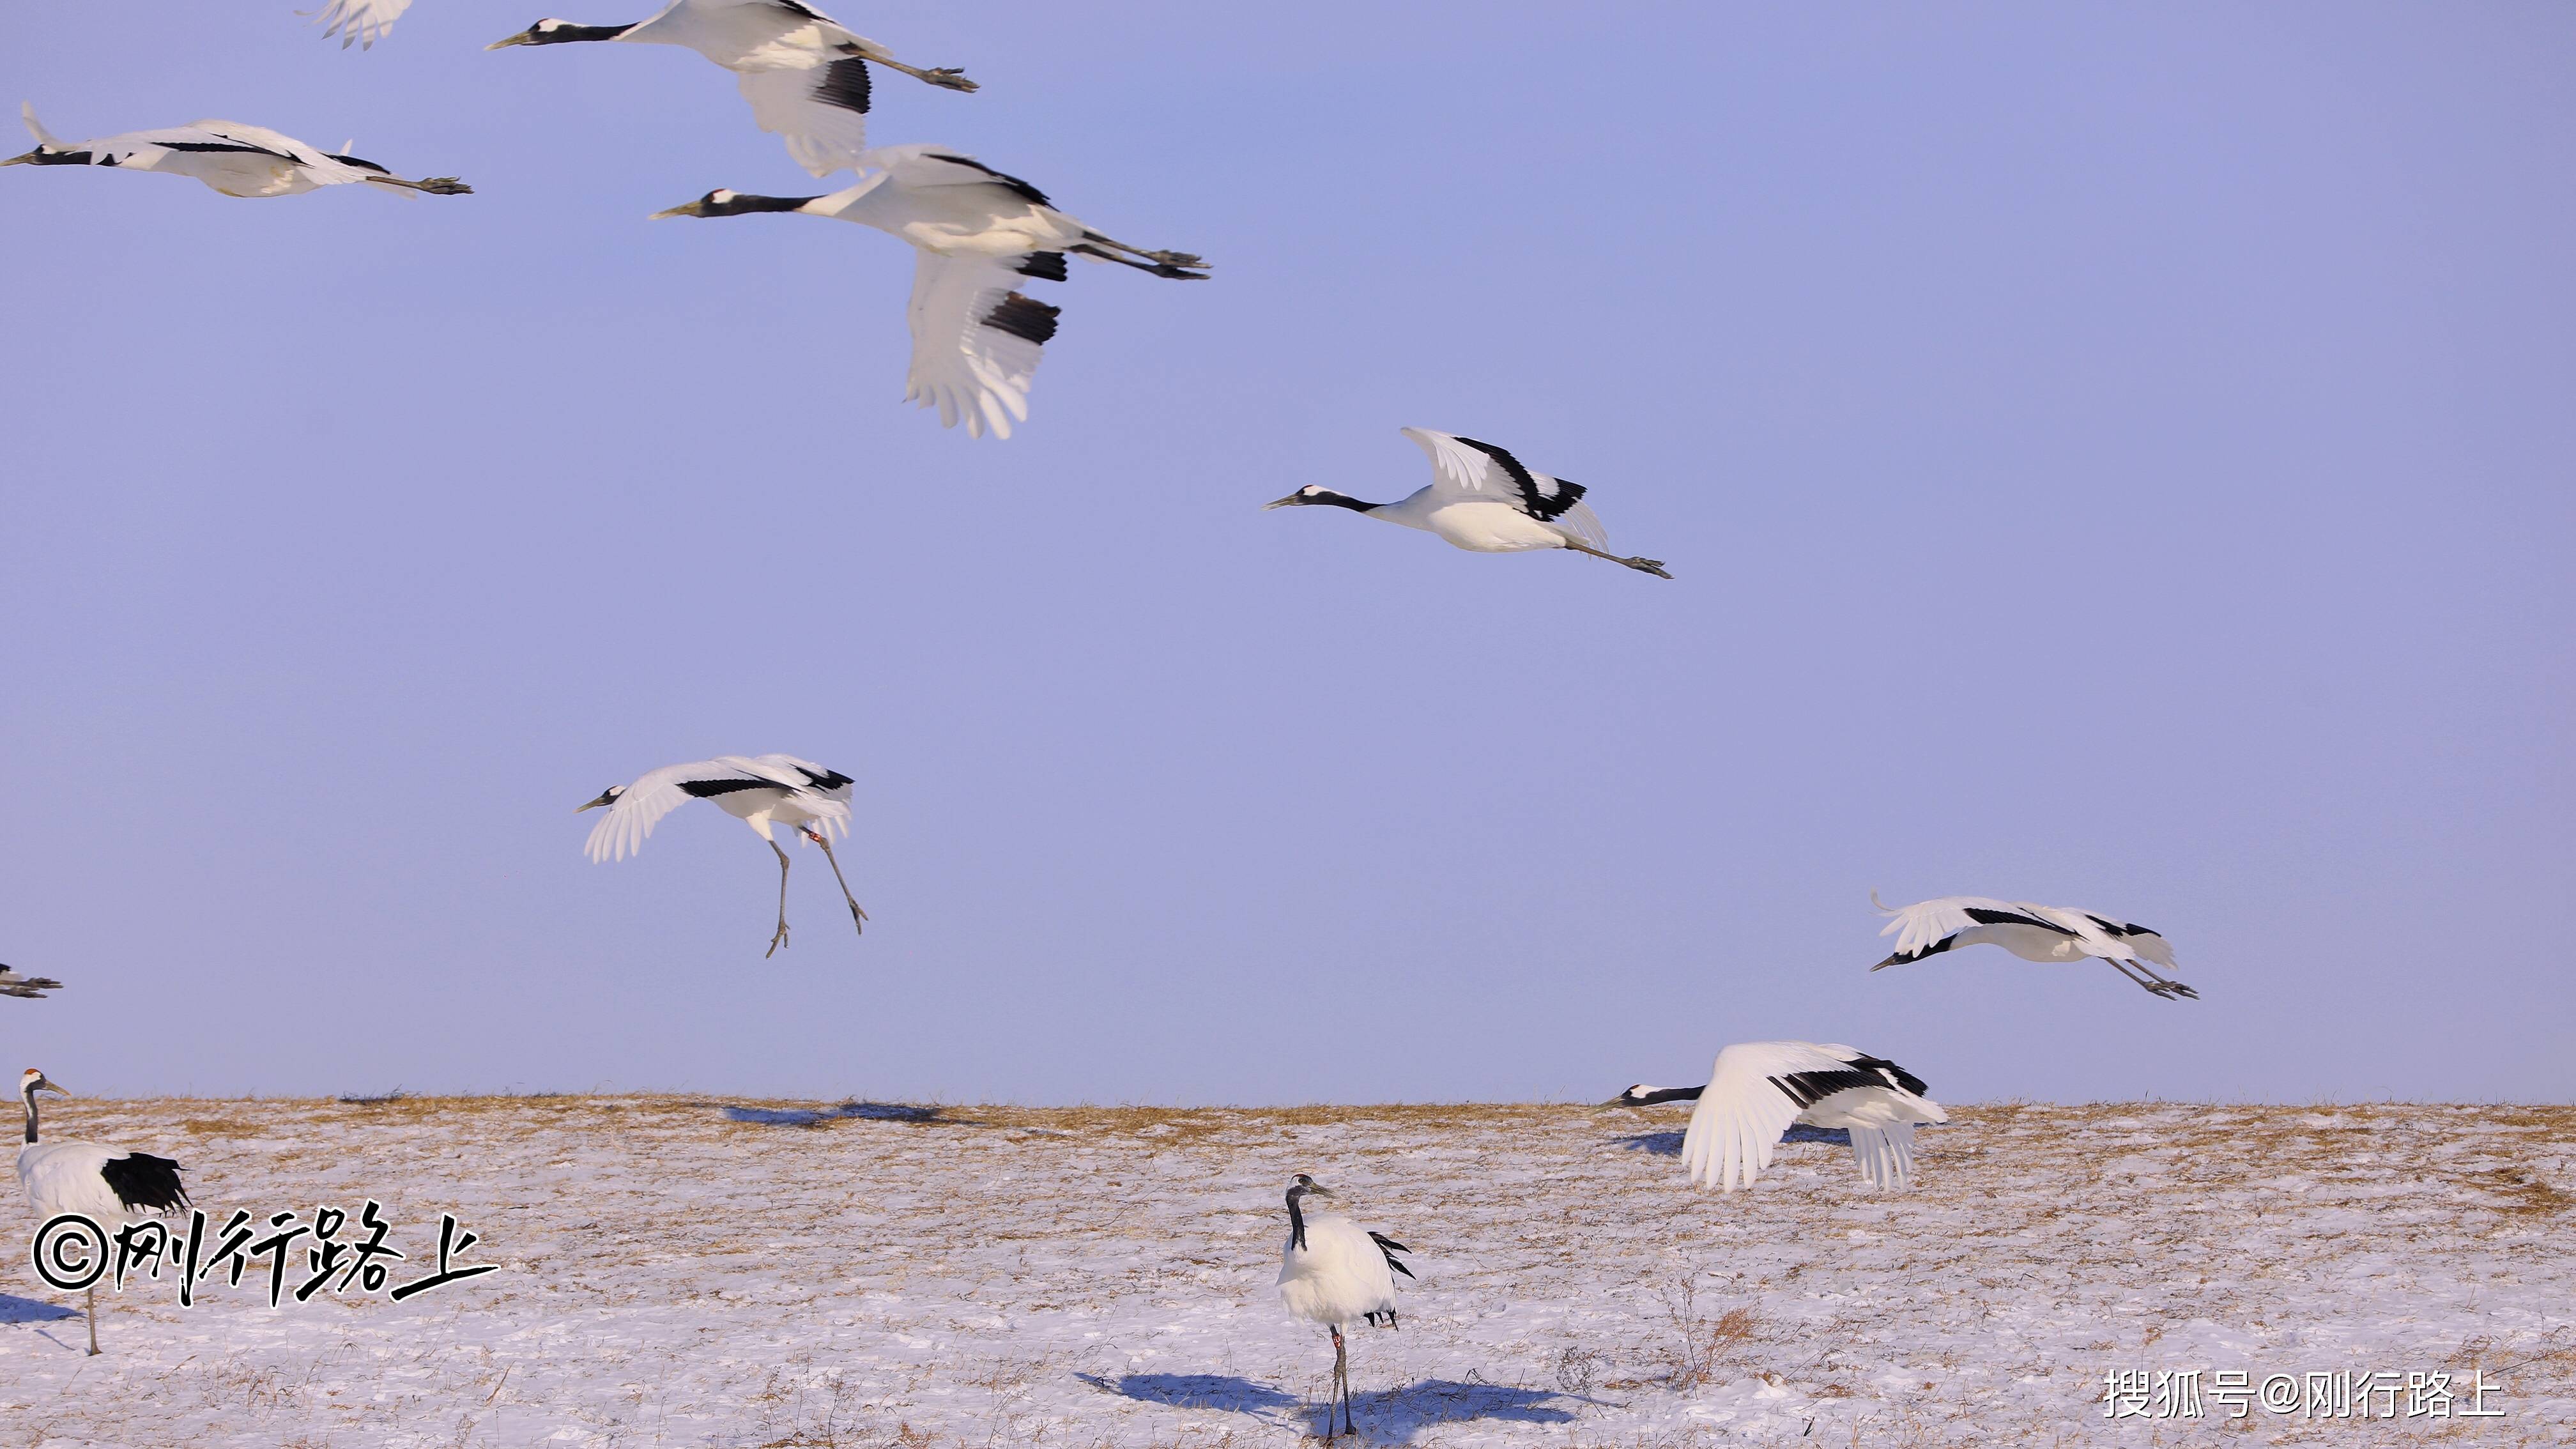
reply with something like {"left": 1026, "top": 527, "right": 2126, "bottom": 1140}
{"left": 1562, "top": 539, "right": 1674, "bottom": 579}
{"left": 765, "top": 840, "right": 793, "bottom": 958}
{"left": 803, "top": 829, "right": 870, "bottom": 937}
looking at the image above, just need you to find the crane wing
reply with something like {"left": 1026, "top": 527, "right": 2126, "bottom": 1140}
{"left": 721, "top": 753, "right": 854, "bottom": 834}
{"left": 737, "top": 57, "right": 871, "bottom": 178}
{"left": 1681, "top": 1040, "right": 1863, "bottom": 1192}
{"left": 19, "top": 1143, "right": 184, "bottom": 1219}
{"left": 2077, "top": 910, "right": 2177, "bottom": 966}
{"left": 1846, "top": 1123, "right": 1918, "bottom": 1190}
{"left": 743, "top": 753, "right": 855, "bottom": 797}
{"left": 903, "top": 250, "right": 1060, "bottom": 440}
{"left": 307, "top": 0, "right": 413, "bottom": 49}
{"left": 1400, "top": 427, "right": 1591, "bottom": 524}
{"left": 866, "top": 146, "right": 1053, "bottom": 206}
{"left": 584, "top": 758, "right": 793, "bottom": 862}
{"left": 1874, "top": 894, "right": 2071, "bottom": 959}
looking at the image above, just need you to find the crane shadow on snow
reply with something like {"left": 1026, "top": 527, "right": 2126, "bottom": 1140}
{"left": 0, "top": 1293, "right": 79, "bottom": 1325}
{"left": 1080, "top": 1372, "right": 1301, "bottom": 1418}
{"left": 718, "top": 1100, "right": 961, "bottom": 1127}
{"left": 1082, "top": 1372, "right": 1574, "bottom": 1442}
{"left": 1611, "top": 1123, "right": 1854, "bottom": 1156}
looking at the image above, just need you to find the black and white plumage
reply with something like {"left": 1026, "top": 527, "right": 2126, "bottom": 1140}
{"left": 1, "top": 965, "right": 63, "bottom": 1000}
{"left": 578, "top": 754, "right": 866, "bottom": 956}
{"left": 1872, "top": 892, "right": 2196, "bottom": 1000}
{"left": 1266, "top": 428, "right": 1673, "bottom": 578}
{"left": 1609, "top": 1041, "right": 1947, "bottom": 1192}
{"left": 1277, "top": 1175, "right": 1412, "bottom": 1443}
{"left": 489, "top": 1, "right": 977, "bottom": 177}
{"left": 19, "top": 1070, "right": 191, "bottom": 1356}
{"left": 2, "top": 105, "right": 470, "bottom": 197}
{"left": 652, "top": 147, "right": 1207, "bottom": 438}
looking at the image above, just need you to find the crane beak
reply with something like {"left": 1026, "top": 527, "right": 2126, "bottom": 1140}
{"left": 0, "top": 150, "right": 41, "bottom": 167}
{"left": 650, "top": 200, "right": 707, "bottom": 220}
{"left": 576, "top": 791, "right": 616, "bottom": 813}
{"left": 486, "top": 31, "right": 537, "bottom": 49}
{"left": 1302, "top": 1181, "right": 1334, "bottom": 1198}
{"left": 35, "top": 1077, "right": 69, "bottom": 1096}
{"left": 1870, "top": 954, "right": 1903, "bottom": 970}
{"left": 1261, "top": 493, "right": 1305, "bottom": 510}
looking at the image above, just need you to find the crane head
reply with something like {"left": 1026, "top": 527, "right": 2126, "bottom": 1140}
{"left": 20, "top": 1068, "right": 67, "bottom": 1098}
{"left": 487, "top": 19, "right": 581, "bottom": 49}
{"left": 1263, "top": 485, "right": 1372, "bottom": 512}
{"left": 576, "top": 785, "right": 624, "bottom": 813}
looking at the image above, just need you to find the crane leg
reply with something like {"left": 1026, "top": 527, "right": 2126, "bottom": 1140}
{"left": 1070, "top": 243, "right": 1206, "bottom": 280}
{"left": 1333, "top": 1324, "right": 1354, "bottom": 1438}
{"left": 2128, "top": 959, "right": 2199, "bottom": 999}
{"left": 2104, "top": 958, "right": 2182, "bottom": 997}
{"left": 364, "top": 175, "right": 471, "bottom": 195}
{"left": 1077, "top": 229, "right": 1208, "bottom": 271}
{"left": 1561, "top": 539, "right": 1674, "bottom": 579}
{"left": 864, "top": 53, "right": 978, "bottom": 92}
{"left": 802, "top": 829, "right": 868, "bottom": 937}
{"left": 85, "top": 1283, "right": 98, "bottom": 1355}
{"left": 765, "top": 840, "right": 793, "bottom": 958}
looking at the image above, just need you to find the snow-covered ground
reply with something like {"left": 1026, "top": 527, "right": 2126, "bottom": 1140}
{"left": 3, "top": 1096, "right": 2569, "bottom": 1446}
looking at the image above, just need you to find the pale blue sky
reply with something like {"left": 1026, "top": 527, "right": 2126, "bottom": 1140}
{"left": 2, "top": 3, "right": 2568, "bottom": 1104}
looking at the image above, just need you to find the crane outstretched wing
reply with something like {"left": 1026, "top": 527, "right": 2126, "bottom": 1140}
{"left": 2075, "top": 910, "right": 2177, "bottom": 966}
{"left": 742, "top": 754, "right": 854, "bottom": 791}
{"left": 866, "top": 146, "right": 1053, "bottom": 205}
{"left": 308, "top": 0, "right": 413, "bottom": 49}
{"left": 585, "top": 758, "right": 795, "bottom": 862}
{"left": 738, "top": 57, "right": 872, "bottom": 178}
{"left": 1400, "top": 428, "right": 1593, "bottom": 526}
{"left": 1874, "top": 894, "right": 2070, "bottom": 960}
{"left": 903, "top": 250, "right": 1059, "bottom": 440}
{"left": 1682, "top": 1041, "right": 1869, "bottom": 1192}
{"left": 724, "top": 753, "right": 854, "bottom": 837}
{"left": 1846, "top": 1123, "right": 1918, "bottom": 1189}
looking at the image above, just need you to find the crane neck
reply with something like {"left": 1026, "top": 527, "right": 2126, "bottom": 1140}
{"left": 1630, "top": 1085, "right": 1704, "bottom": 1106}
{"left": 543, "top": 23, "right": 639, "bottom": 43}
{"left": 1307, "top": 489, "right": 1380, "bottom": 514}
{"left": 20, "top": 1085, "right": 35, "bottom": 1146}
{"left": 1285, "top": 1188, "right": 1307, "bottom": 1252}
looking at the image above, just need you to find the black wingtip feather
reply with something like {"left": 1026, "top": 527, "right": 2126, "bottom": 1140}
{"left": 813, "top": 56, "right": 872, "bottom": 116}
{"left": 1842, "top": 1054, "right": 1932, "bottom": 1099}
{"left": 1452, "top": 434, "right": 1588, "bottom": 520}
{"left": 983, "top": 292, "right": 1061, "bottom": 346}
{"left": 926, "top": 153, "right": 1050, "bottom": 207}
